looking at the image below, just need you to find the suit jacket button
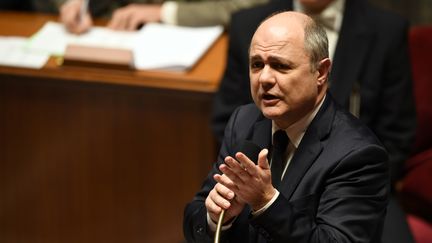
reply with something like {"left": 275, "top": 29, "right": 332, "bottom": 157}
{"left": 258, "top": 228, "right": 271, "bottom": 240}
{"left": 196, "top": 225, "right": 205, "bottom": 235}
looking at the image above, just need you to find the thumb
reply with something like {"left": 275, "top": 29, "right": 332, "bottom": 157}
{"left": 257, "top": 149, "right": 270, "bottom": 169}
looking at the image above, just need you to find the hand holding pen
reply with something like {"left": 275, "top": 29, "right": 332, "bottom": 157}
{"left": 60, "top": 0, "right": 92, "bottom": 34}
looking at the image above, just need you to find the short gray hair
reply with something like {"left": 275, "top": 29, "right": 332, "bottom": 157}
{"left": 304, "top": 20, "right": 329, "bottom": 72}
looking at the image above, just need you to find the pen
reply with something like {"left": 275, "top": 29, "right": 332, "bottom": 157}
{"left": 79, "top": 0, "right": 89, "bottom": 23}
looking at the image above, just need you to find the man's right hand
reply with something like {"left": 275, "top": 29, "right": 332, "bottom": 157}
{"left": 60, "top": 0, "right": 93, "bottom": 34}
{"left": 205, "top": 177, "right": 245, "bottom": 225}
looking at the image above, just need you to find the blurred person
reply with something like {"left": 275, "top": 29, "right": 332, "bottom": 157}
{"left": 33, "top": 0, "right": 269, "bottom": 34}
{"left": 184, "top": 11, "right": 389, "bottom": 242}
{"left": 211, "top": 1, "right": 416, "bottom": 242}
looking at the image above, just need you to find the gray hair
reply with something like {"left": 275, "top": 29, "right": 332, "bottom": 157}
{"left": 304, "top": 19, "right": 329, "bottom": 72}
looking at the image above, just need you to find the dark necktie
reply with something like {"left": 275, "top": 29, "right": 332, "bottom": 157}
{"left": 271, "top": 130, "right": 289, "bottom": 188}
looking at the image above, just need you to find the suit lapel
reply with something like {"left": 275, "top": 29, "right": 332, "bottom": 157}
{"left": 279, "top": 95, "right": 335, "bottom": 200}
{"left": 330, "top": 0, "right": 374, "bottom": 107}
{"left": 249, "top": 116, "right": 272, "bottom": 152}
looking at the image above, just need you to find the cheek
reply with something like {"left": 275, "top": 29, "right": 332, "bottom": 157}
{"left": 249, "top": 75, "right": 259, "bottom": 96}
{"left": 280, "top": 77, "right": 317, "bottom": 104}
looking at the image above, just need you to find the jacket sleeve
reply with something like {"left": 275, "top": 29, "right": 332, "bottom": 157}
{"left": 175, "top": 0, "right": 268, "bottom": 27}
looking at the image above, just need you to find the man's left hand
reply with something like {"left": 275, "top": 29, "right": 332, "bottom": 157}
{"left": 215, "top": 148, "right": 276, "bottom": 211}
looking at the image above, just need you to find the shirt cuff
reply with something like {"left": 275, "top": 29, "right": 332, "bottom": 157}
{"left": 206, "top": 212, "right": 235, "bottom": 232}
{"left": 160, "top": 1, "right": 178, "bottom": 25}
{"left": 252, "top": 189, "right": 279, "bottom": 216}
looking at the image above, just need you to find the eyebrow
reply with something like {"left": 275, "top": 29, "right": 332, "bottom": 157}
{"left": 249, "top": 55, "right": 262, "bottom": 62}
{"left": 249, "top": 55, "right": 292, "bottom": 65}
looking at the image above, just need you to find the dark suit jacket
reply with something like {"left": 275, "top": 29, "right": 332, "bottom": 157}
{"left": 211, "top": 0, "right": 416, "bottom": 184}
{"left": 185, "top": 95, "right": 389, "bottom": 243}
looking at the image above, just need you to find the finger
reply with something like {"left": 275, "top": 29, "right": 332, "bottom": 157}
{"left": 225, "top": 155, "right": 254, "bottom": 178}
{"left": 215, "top": 184, "right": 233, "bottom": 209}
{"left": 127, "top": 15, "right": 143, "bottom": 31}
{"left": 62, "top": 9, "right": 79, "bottom": 31}
{"left": 208, "top": 184, "right": 231, "bottom": 210}
{"left": 60, "top": 1, "right": 81, "bottom": 30}
{"left": 221, "top": 157, "right": 249, "bottom": 183}
{"left": 234, "top": 152, "right": 260, "bottom": 177}
{"left": 205, "top": 191, "right": 222, "bottom": 215}
{"left": 217, "top": 183, "right": 235, "bottom": 201}
{"left": 107, "top": 15, "right": 121, "bottom": 30}
{"left": 214, "top": 173, "right": 238, "bottom": 193}
{"left": 108, "top": 10, "right": 128, "bottom": 30}
{"left": 224, "top": 155, "right": 246, "bottom": 172}
{"left": 74, "top": 14, "right": 92, "bottom": 34}
{"left": 257, "top": 149, "right": 270, "bottom": 170}
{"left": 120, "top": 12, "right": 133, "bottom": 30}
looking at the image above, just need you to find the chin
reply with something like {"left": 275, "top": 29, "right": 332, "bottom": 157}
{"left": 261, "top": 107, "right": 284, "bottom": 120}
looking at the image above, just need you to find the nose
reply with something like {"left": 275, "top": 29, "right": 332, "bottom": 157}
{"left": 258, "top": 65, "right": 275, "bottom": 89}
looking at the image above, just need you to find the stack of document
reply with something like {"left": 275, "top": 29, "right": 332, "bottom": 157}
{"left": 133, "top": 23, "right": 223, "bottom": 71}
{"left": 0, "top": 37, "right": 49, "bottom": 69}
{"left": 26, "top": 21, "right": 223, "bottom": 71}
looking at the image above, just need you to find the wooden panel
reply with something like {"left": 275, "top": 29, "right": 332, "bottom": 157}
{"left": 0, "top": 76, "right": 215, "bottom": 243}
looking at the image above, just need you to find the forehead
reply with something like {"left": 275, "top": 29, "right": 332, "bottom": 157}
{"left": 250, "top": 24, "right": 306, "bottom": 59}
{"left": 250, "top": 14, "right": 306, "bottom": 55}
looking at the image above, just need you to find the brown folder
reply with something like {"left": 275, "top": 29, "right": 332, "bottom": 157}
{"left": 61, "top": 44, "right": 134, "bottom": 70}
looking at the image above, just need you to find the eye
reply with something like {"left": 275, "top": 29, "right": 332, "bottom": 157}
{"left": 250, "top": 60, "right": 264, "bottom": 70}
{"left": 270, "top": 62, "right": 290, "bottom": 71}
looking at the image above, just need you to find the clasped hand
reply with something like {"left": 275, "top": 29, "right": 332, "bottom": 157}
{"left": 205, "top": 149, "right": 277, "bottom": 224}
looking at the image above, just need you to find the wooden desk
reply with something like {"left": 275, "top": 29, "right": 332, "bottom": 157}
{"left": 0, "top": 11, "right": 227, "bottom": 243}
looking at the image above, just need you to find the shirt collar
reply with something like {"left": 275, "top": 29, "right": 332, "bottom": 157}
{"left": 272, "top": 95, "right": 326, "bottom": 149}
{"left": 293, "top": 0, "right": 345, "bottom": 32}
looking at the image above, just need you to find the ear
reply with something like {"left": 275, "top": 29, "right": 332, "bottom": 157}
{"left": 316, "top": 58, "right": 332, "bottom": 86}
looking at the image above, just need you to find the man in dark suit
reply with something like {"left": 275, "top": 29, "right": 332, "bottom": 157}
{"left": 184, "top": 11, "right": 389, "bottom": 242}
{"left": 211, "top": 2, "right": 416, "bottom": 241}
{"left": 212, "top": 0, "right": 415, "bottom": 186}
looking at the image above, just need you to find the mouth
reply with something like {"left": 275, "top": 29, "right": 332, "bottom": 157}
{"left": 263, "top": 93, "right": 277, "bottom": 100}
{"left": 261, "top": 93, "right": 280, "bottom": 105}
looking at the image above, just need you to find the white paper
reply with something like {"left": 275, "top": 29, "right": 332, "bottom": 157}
{"left": 133, "top": 23, "right": 223, "bottom": 71}
{"left": 28, "top": 21, "right": 138, "bottom": 56}
{"left": 0, "top": 36, "right": 49, "bottom": 69}
{"left": 26, "top": 21, "right": 223, "bottom": 71}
